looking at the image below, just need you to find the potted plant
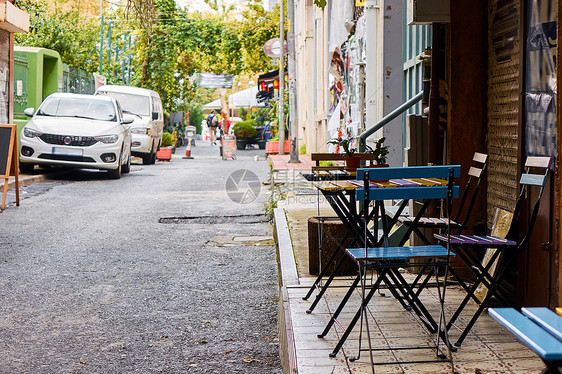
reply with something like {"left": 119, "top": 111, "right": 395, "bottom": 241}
{"left": 233, "top": 121, "right": 258, "bottom": 150}
{"left": 328, "top": 135, "right": 360, "bottom": 171}
{"left": 161, "top": 132, "right": 174, "bottom": 147}
{"left": 364, "top": 137, "right": 389, "bottom": 166}
{"left": 157, "top": 132, "right": 174, "bottom": 160}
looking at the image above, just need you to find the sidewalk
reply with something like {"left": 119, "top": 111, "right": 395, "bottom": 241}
{"left": 271, "top": 158, "right": 545, "bottom": 374}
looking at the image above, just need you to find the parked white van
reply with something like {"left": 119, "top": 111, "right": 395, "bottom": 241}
{"left": 95, "top": 85, "right": 163, "bottom": 165}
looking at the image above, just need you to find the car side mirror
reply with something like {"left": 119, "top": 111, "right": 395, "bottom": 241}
{"left": 152, "top": 112, "right": 159, "bottom": 120}
{"left": 24, "top": 108, "right": 35, "bottom": 117}
{"left": 122, "top": 114, "right": 135, "bottom": 125}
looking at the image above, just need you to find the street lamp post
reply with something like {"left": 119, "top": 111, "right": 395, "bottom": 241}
{"left": 127, "top": 34, "right": 132, "bottom": 84}
{"left": 107, "top": 21, "right": 113, "bottom": 72}
{"left": 99, "top": 0, "right": 104, "bottom": 75}
{"left": 287, "top": 0, "right": 298, "bottom": 163}
{"left": 278, "top": 0, "right": 284, "bottom": 155}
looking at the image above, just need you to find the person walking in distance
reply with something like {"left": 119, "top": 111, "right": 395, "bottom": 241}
{"left": 220, "top": 110, "right": 231, "bottom": 136}
{"left": 206, "top": 110, "right": 219, "bottom": 145}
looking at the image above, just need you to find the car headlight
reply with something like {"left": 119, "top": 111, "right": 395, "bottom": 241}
{"left": 131, "top": 128, "right": 150, "bottom": 135}
{"left": 23, "top": 128, "right": 42, "bottom": 138}
{"left": 94, "top": 134, "right": 119, "bottom": 144}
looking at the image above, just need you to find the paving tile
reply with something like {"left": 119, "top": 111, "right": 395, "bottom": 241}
{"left": 499, "top": 357, "right": 546, "bottom": 372}
{"left": 296, "top": 355, "right": 348, "bottom": 368}
{"left": 454, "top": 359, "right": 511, "bottom": 373}
{"left": 484, "top": 342, "right": 537, "bottom": 359}
{"left": 286, "top": 268, "right": 545, "bottom": 373}
{"left": 401, "top": 362, "right": 453, "bottom": 373}
{"left": 297, "top": 366, "right": 347, "bottom": 374}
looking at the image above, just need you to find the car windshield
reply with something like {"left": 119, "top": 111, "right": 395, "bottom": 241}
{"left": 98, "top": 92, "right": 150, "bottom": 117}
{"left": 37, "top": 96, "right": 117, "bottom": 122}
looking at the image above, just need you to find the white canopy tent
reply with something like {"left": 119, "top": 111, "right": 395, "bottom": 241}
{"left": 202, "top": 86, "right": 264, "bottom": 111}
{"left": 202, "top": 98, "right": 221, "bottom": 110}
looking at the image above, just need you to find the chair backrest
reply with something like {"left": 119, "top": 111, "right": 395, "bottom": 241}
{"left": 454, "top": 152, "right": 488, "bottom": 231}
{"left": 506, "top": 156, "right": 553, "bottom": 248}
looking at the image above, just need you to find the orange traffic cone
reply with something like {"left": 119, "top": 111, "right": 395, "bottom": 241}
{"left": 183, "top": 142, "right": 193, "bottom": 159}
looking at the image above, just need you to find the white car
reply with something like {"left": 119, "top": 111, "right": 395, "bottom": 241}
{"left": 95, "top": 85, "right": 164, "bottom": 165}
{"left": 19, "top": 93, "right": 133, "bottom": 179}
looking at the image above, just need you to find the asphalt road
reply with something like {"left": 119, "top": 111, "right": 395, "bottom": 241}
{"left": 0, "top": 141, "right": 282, "bottom": 373}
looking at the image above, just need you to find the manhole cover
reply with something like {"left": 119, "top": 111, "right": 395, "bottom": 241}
{"left": 159, "top": 214, "right": 268, "bottom": 224}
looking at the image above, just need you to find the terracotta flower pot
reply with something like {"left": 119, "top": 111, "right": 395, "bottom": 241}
{"left": 345, "top": 156, "right": 361, "bottom": 171}
{"left": 265, "top": 140, "right": 290, "bottom": 154}
{"left": 156, "top": 147, "right": 172, "bottom": 161}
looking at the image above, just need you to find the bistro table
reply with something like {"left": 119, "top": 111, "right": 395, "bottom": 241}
{"left": 314, "top": 166, "right": 461, "bottom": 360}
{"left": 302, "top": 167, "right": 457, "bottom": 314}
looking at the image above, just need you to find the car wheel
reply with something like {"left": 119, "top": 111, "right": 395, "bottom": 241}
{"left": 108, "top": 151, "right": 122, "bottom": 179}
{"left": 122, "top": 152, "right": 131, "bottom": 174}
{"left": 19, "top": 162, "right": 35, "bottom": 173}
{"left": 142, "top": 152, "right": 152, "bottom": 165}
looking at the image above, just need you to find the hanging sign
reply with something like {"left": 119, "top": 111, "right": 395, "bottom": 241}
{"left": 197, "top": 73, "right": 234, "bottom": 89}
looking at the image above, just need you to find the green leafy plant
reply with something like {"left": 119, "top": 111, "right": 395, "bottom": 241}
{"left": 161, "top": 132, "right": 174, "bottom": 147}
{"left": 313, "top": 0, "right": 327, "bottom": 9}
{"left": 328, "top": 135, "right": 357, "bottom": 157}
{"left": 299, "top": 144, "right": 306, "bottom": 155}
{"left": 264, "top": 189, "right": 286, "bottom": 221}
{"left": 233, "top": 120, "right": 258, "bottom": 139}
{"left": 319, "top": 160, "right": 338, "bottom": 167}
{"left": 364, "top": 137, "right": 389, "bottom": 165}
{"left": 251, "top": 107, "right": 275, "bottom": 124}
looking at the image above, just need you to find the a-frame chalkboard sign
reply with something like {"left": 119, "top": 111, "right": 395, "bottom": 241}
{"left": 0, "top": 124, "right": 19, "bottom": 210}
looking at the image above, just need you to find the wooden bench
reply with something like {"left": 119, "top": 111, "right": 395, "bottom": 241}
{"left": 310, "top": 153, "right": 378, "bottom": 172}
{"left": 489, "top": 307, "right": 562, "bottom": 373}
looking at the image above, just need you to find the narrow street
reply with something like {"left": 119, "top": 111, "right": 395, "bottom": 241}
{"left": 0, "top": 142, "right": 282, "bottom": 373}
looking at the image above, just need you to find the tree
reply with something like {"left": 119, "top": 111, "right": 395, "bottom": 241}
{"left": 16, "top": 0, "right": 280, "bottom": 116}
{"left": 203, "top": 0, "right": 235, "bottom": 20}
{"left": 125, "top": 0, "right": 156, "bottom": 83}
{"left": 14, "top": 0, "right": 100, "bottom": 72}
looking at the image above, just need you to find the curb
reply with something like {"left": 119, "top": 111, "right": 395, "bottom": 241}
{"left": 273, "top": 206, "right": 299, "bottom": 374}
{"left": 7, "top": 173, "right": 47, "bottom": 190}
{"left": 7, "top": 167, "right": 74, "bottom": 191}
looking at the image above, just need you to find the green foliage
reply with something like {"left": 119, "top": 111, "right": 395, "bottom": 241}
{"left": 239, "top": 107, "right": 248, "bottom": 120}
{"left": 299, "top": 144, "right": 306, "bottom": 155}
{"left": 129, "top": 3, "right": 278, "bottom": 114}
{"left": 233, "top": 120, "right": 258, "bottom": 139}
{"left": 161, "top": 132, "right": 174, "bottom": 147}
{"left": 14, "top": 0, "right": 100, "bottom": 72}
{"left": 16, "top": 0, "right": 280, "bottom": 120}
{"left": 314, "top": 0, "right": 327, "bottom": 8}
{"left": 364, "top": 137, "right": 389, "bottom": 165}
{"left": 328, "top": 136, "right": 357, "bottom": 157}
{"left": 189, "top": 105, "right": 204, "bottom": 134}
{"left": 264, "top": 189, "right": 286, "bottom": 222}
{"left": 251, "top": 107, "right": 275, "bottom": 125}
